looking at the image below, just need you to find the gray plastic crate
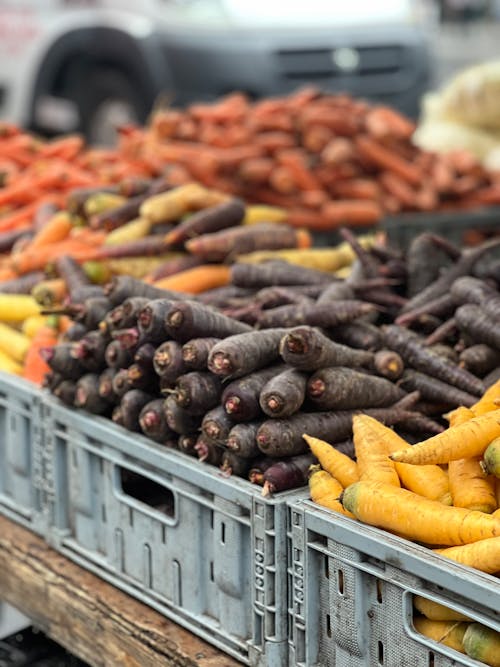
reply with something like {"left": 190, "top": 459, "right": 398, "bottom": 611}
{"left": 288, "top": 500, "right": 500, "bottom": 667}
{"left": 41, "top": 394, "right": 308, "bottom": 666}
{"left": 382, "top": 207, "right": 500, "bottom": 249}
{"left": 0, "top": 372, "right": 46, "bottom": 534}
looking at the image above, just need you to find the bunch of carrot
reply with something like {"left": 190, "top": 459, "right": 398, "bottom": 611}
{"left": 35, "top": 226, "right": 500, "bottom": 492}
{"left": 117, "top": 88, "right": 500, "bottom": 231}
{"left": 0, "top": 126, "right": 162, "bottom": 238}
{"left": 306, "top": 379, "right": 500, "bottom": 665}
{"left": 0, "top": 179, "right": 341, "bottom": 381}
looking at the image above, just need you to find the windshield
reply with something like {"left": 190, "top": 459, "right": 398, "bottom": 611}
{"left": 157, "top": 0, "right": 427, "bottom": 29}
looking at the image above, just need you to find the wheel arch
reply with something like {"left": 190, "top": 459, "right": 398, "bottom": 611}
{"left": 29, "top": 25, "right": 168, "bottom": 129}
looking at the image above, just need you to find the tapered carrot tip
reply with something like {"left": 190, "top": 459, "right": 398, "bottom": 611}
{"left": 38, "top": 347, "right": 54, "bottom": 363}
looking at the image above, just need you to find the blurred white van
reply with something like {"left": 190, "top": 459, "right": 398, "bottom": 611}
{"left": 0, "top": 1, "right": 436, "bottom": 144}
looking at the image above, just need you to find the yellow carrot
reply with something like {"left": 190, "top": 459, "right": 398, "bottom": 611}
{"left": 463, "top": 623, "right": 500, "bottom": 666}
{"left": 303, "top": 434, "right": 359, "bottom": 488}
{"left": 83, "top": 192, "right": 127, "bottom": 218}
{"left": 140, "top": 183, "right": 227, "bottom": 224}
{"left": 434, "top": 536, "right": 500, "bottom": 574}
{"left": 413, "top": 617, "right": 468, "bottom": 654}
{"left": 353, "top": 414, "right": 400, "bottom": 487}
{"left": 471, "top": 379, "right": 500, "bottom": 417}
{"left": 357, "top": 416, "right": 451, "bottom": 503}
{"left": 107, "top": 254, "right": 181, "bottom": 279}
{"left": 243, "top": 205, "right": 287, "bottom": 225}
{"left": 0, "top": 294, "right": 40, "bottom": 321}
{"left": 0, "top": 322, "right": 30, "bottom": 362}
{"left": 449, "top": 457, "right": 497, "bottom": 513}
{"left": 413, "top": 596, "right": 471, "bottom": 622}
{"left": 482, "top": 438, "right": 500, "bottom": 478}
{"left": 445, "top": 405, "right": 475, "bottom": 427}
{"left": 390, "top": 409, "right": 500, "bottom": 465}
{"left": 342, "top": 480, "right": 500, "bottom": 545}
{"left": 236, "top": 246, "right": 354, "bottom": 272}
{"left": 104, "top": 217, "right": 151, "bottom": 245}
{"left": 0, "top": 349, "right": 22, "bottom": 375}
{"left": 309, "top": 468, "right": 355, "bottom": 518}
{"left": 22, "top": 315, "right": 50, "bottom": 338}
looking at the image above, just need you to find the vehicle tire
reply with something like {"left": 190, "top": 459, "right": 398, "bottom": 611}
{"left": 66, "top": 68, "right": 149, "bottom": 146}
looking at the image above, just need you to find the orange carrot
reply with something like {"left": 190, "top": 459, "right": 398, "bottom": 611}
{"left": 29, "top": 212, "right": 73, "bottom": 248}
{"left": 320, "top": 200, "right": 383, "bottom": 228}
{"left": 22, "top": 321, "right": 59, "bottom": 385}
{"left": 154, "top": 264, "right": 231, "bottom": 294}
{"left": 355, "top": 135, "right": 422, "bottom": 185}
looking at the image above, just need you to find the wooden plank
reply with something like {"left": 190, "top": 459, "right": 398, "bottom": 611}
{"left": 0, "top": 516, "right": 241, "bottom": 667}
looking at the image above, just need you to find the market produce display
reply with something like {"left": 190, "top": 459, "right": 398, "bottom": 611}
{"left": 29, "top": 206, "right": 500, "bottom": 502}
{"left": 0, "top": 179, "right": 348, "bottom": 377}
{"left": 119, "top": 88, "right": 500, "bottom": 229}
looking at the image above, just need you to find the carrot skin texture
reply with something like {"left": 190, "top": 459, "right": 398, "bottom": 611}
{"left": 119, "top": 390, "right": 155, "bottom": 432}
{"left": 330, "top": 321, "right": 382, "bottom": 351}
{"left": 449, "top": 457, "right": 497, "bottom": 513}
{"left": 185, "top": 223, "right": 310, "bottom": 262}
{"left": 402, "top": 237, "right": 500, "bottom": 313}
{"left": 462, "top": 623, "right": 500, "bottom": 666}
{"left": 201, "top": 405, "right": 234, "bottom": 445}
{"left": 111, "top": 369, "right": 132, "bottom": 398}
{"left": 181, "top": 337, "right": 220, "bottom": 370}
{"left": 309, "top": 469, "right": 356, "bottom": 517}
{"left": 165, "top": 301, "right": 252, "bottom": 343}
{"left": 222, "top": 365, "right": 284, "bottom": 422}
{"left": 137, "top": 298, "right": 177, "bottom": 341}
{"left": 163, "top": 395, "right": 201, "bottom": 435}
{"left": 434, "top": 536, "right": 500, "bottom": 574}
{"left": 303, "top": 434, "right": 359, "bottom": 488}
{"left": 398, "top": 370, "right": 476, "bottom": 408}
{"left": 208, "top": 328, "right": 288, "bottom": 379}
{"left": 104, "top": 340, "right": 134, "bottom": 369}
{"left": 259, "top": 368, "right": 307, "bottom": 418}
{"left": 174, "top": 371, "right": 221, "bottom": 415}
{"left": 353, "top": 415, "right": 401, "bottom": 487}
{"left": 279, "top": 326, "right": 373, "bottom": 371}
{"left": 383, "top": 325, "right": 484, "bottom": 396}
{"left": 390, "top": 409, "right": 500, "bottom": 465}
{"left": 459, "top": 344, "right": 500, "bottom": 377}
{"left": 342, "top": 480, "right": 500, "bottom": 545}
{"left": 74, "top": 374, "right": 111, "bottom": 415}
{"left": 262, "top": 454, "right": 316, "bottom": 495}
{"left": 104, "top": 275, "right": 182, "bottom": 307}
{"left": 227, "top": 421, "right": 262, "bottom": 458}
{"left": 456, "top": 303, "right": 500, "bottom": 349}
{"left": 230, "top": 261, "right": 335, "bottom": 288}
{"left": 372, "top": 350, "right": 404, "bottom": 380}
{"left": 53, "top": 380, "right": 77, "bottom": 406}
{"left": 42, "top": 343, "right": 85, "bottom": 380}
{"left": 220, "top": 450, "right": 251, "bottom": 478}
{"left": 165, "top": 198, "right": 245, "bottom": 246}
{"left": 257, "top": 300, "right": 376, "bottom": 329}
{"left": 139, "top": 399, "right": 172, "bottom": 443}
{"left": 0, "top": 272, "right": 45, "bottom": 295}
{"left": 257, "top": 405, "right": 422, "bottom": 457}
{"left": 308, "top": 367, "right": 404, "bottom": 410}
{"left": 98, "top": 368, "right": 119, "bottom": 403}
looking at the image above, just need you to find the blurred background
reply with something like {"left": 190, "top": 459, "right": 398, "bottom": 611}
{"left": 0, "top": 1, "right": 497, "bottom": 146}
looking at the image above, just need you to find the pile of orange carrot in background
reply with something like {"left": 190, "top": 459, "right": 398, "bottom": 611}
{"left": 118, "top": 87, "right": 500, "bottom": 230}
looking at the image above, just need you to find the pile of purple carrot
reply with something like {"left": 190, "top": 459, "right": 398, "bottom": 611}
{"left": 41, "top": 229, "right": 500, "bottom": 496}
